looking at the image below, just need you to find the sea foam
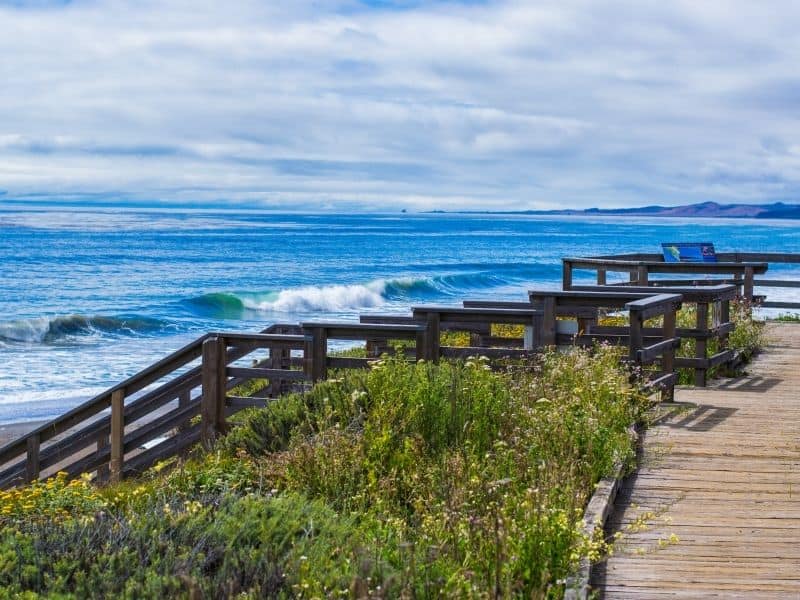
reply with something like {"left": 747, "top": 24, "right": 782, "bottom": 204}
{"left": 0, "top": 314, "right": 170, "bottom": 344}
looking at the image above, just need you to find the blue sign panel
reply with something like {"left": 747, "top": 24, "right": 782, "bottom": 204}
{"left": 661, "top": 243, "right": 717, "bottom": 263}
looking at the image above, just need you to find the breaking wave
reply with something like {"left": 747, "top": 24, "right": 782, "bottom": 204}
{"left": 0, "top": 314, "right": 171, "bottom": 344}
{"left": 184, "top": 264, "right": 551, "bottom": 317}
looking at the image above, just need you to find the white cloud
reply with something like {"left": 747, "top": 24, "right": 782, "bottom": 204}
{"left": 1, "top": 0, "right": 800, "bottom": 209}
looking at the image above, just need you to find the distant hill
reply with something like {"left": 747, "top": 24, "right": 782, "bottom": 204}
{"left": 446, "top": 201, "right": 800, "bottom": 219}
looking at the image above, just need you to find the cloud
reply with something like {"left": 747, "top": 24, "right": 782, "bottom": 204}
{"left": 1, "top": 0, "right": 800, "bottom": 210}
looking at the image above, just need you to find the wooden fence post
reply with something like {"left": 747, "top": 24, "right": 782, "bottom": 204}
{"left": 416, "top": 327, "right": 427, "bottom": 362}
{"left": 306, "top": 327, "right": 327, "bottom": 382}
{"left": 283, "top": 344, "right": 294, "bottom": 392}
{"left": 541, "top": 296, "right": 556, "bottom": 346}
{"left": 110, "top": 388, "right": 125, "bottom": 483}
{"left": 562, "top": 260, "right": 573, "bottom": 290}
{"left": 425, "top": 312, "right": 440, "bottom": 362}
{"left": 201, "top": 336, "right": 227, "bottom": 448}
{"left": 597, "top": 268, "right": 607, "bottom": 285}
{"left": 695, "top": 303, "right": 709, "bottom": 386}
{"left": 743, "top": 266, "right": 754, "bottom": 304}
{"left": 719, "top": 299, "right": 731, "bottom": 351}
{"left": 215, "top": 338, "right": 227, "bottom": 432}
{"left": 733, "top": 272, "right": 743, "bottom": 297}
{"left": 629, "top": 309, "right": 643, "bottom": 363}
{"left": 26, "top": 434, "right": 40, "bottom": 483}
{"left": 661, "top": 310, "right": 677, "bottom": 401}
{"left": 636, "top": 265, "right": 649, "bottom": 286}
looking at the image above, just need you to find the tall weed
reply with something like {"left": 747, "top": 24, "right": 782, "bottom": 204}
{"left": 1, "top": 346, "right": 645, "bottom": 598}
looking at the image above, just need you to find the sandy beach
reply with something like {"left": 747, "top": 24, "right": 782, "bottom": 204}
{"left": 0, "top": 421, "right": 46, "bottom": 447}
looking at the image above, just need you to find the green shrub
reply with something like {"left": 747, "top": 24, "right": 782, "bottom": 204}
{"left": 231, "top": 347, "right": 645, "bottom": 596}
{"left": 2, "top": 347, "right": 645, "bottom": 598}
{"left": 772, "top": 312, "right": 800, "bottom": 322}
{"left": 0, "top": 490, "right": 378, "bottom": 598}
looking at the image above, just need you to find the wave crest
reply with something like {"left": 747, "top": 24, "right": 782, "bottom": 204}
{"left": 247, "top": 282, "right": 389, "bottom": 313}
{"left": 188, "top": 284, "right": 388, "bottom": 316}
{"left": 184, "top": 264, "right": 552, "bottom": 317}
{"left": 0, "top": 314, "right": 169, "bottom": 344}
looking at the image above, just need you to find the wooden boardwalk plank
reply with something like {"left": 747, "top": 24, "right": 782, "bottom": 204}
{"left": 594, "top": 323, "right": 800, "bottom": 598}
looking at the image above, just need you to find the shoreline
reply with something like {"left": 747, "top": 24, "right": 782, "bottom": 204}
{"left": 0, "top": 420, "right": 47, "bottom": 447}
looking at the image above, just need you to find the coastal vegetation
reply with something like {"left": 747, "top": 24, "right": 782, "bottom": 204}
{"left": 772, "top": 312, "right": 800, "bottom": 322}
{"left": 0, "top": 345, "right": 646, "bottom": 598}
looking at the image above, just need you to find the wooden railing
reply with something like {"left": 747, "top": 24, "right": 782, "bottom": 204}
{"left": 0, "top": 324, "right": 306, "bottom": 488}
{"left": 562, "top": 252, "right": 800, "bottom": 310}
{"left": 363, "top": 299, "right": 684, "bottom": 396}
{"left": 411, "top": 306, "right": 544, "bottom": 361}
{"left": 197, "top": 331, "right": 307, "bottom": 446}
{"left": 0, "top": 288, "right": 714, "bottom": 489}
{"left": 301, "top": 322, "right": 427, "bottom": 382}
{"left": 550, "top": 285, "right": 739, "bottom": 386}
{"left": 624, "top": 294, "right": 683, "bottom": 400}
{"left": 466, "top": 293, "right": 683, "bottom": 397}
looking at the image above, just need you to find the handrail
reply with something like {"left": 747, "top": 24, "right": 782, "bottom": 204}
{"left": 567, "top": 284, "right": 738, "bottom": 302}
{"left": 591, "top": 252, "right": 800, "bottom": 264}
{"left": 0, "top": 323, "right": 305, "bottom": 488}
{"left": 0, "top": 333, "right": 212, "bottom": 467}
{"left": 625, "top": 294, "right": 682, "bottom": 400}
{"left": 624, "top": 293, "right": 683, "bottom": 318}
{"left": 562, "top": 252, "right": 800, "bottom": 309}
{"left": 562, "top": 256, "right": 769, "bottom": 268}
{"left": 1, "top": 280, "right": 729, "bottom": 489}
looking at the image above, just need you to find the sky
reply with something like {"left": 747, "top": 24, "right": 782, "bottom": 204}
{"left": 1, "top": 0, "right": 799, "bottom": 211}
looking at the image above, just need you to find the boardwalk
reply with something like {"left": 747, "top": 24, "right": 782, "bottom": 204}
{"left": 594, "top": 323, "right": 800, "bottom": 598}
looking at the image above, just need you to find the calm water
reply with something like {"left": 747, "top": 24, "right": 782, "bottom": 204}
{"left": 1, "top": 206, "right": 799, "bottom": 424}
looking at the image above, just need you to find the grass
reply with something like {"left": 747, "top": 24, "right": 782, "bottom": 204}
{"left": 771, "top": 312, "right": 800, "bottom": 322}
{"left": 0, "top": 345, "right": 647, "bottom": 598}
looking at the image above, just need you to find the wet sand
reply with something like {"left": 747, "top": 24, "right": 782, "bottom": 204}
{"left": 0, "top": 421, "right": 46, "bottom": 447}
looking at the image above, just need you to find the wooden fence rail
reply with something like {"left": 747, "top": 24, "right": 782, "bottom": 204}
{"left": 544, "top": 285, "right": 739, "bottom": 386}
{"left": 466, "top": 294, "right": 683, "bottom": 396}
{"left": 2, "top": 281, "right": 750, "bottom": 490}
{"left": 562, "top": 252, "right": 800, "bottom": 310}
{"left": 0, "top": 324, "right": 306, "bottom": 488}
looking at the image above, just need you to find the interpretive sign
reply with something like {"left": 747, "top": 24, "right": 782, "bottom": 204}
{"left": 661, "top": 242, "right": 717, "bottom": 263}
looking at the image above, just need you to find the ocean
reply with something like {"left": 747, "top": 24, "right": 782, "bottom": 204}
{"left": 1, "top": 205, "right": 799, "bottom": 425}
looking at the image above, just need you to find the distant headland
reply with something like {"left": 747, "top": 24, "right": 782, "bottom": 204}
{"left": 430, "top": 201, "right": 800, "bottom": 219}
